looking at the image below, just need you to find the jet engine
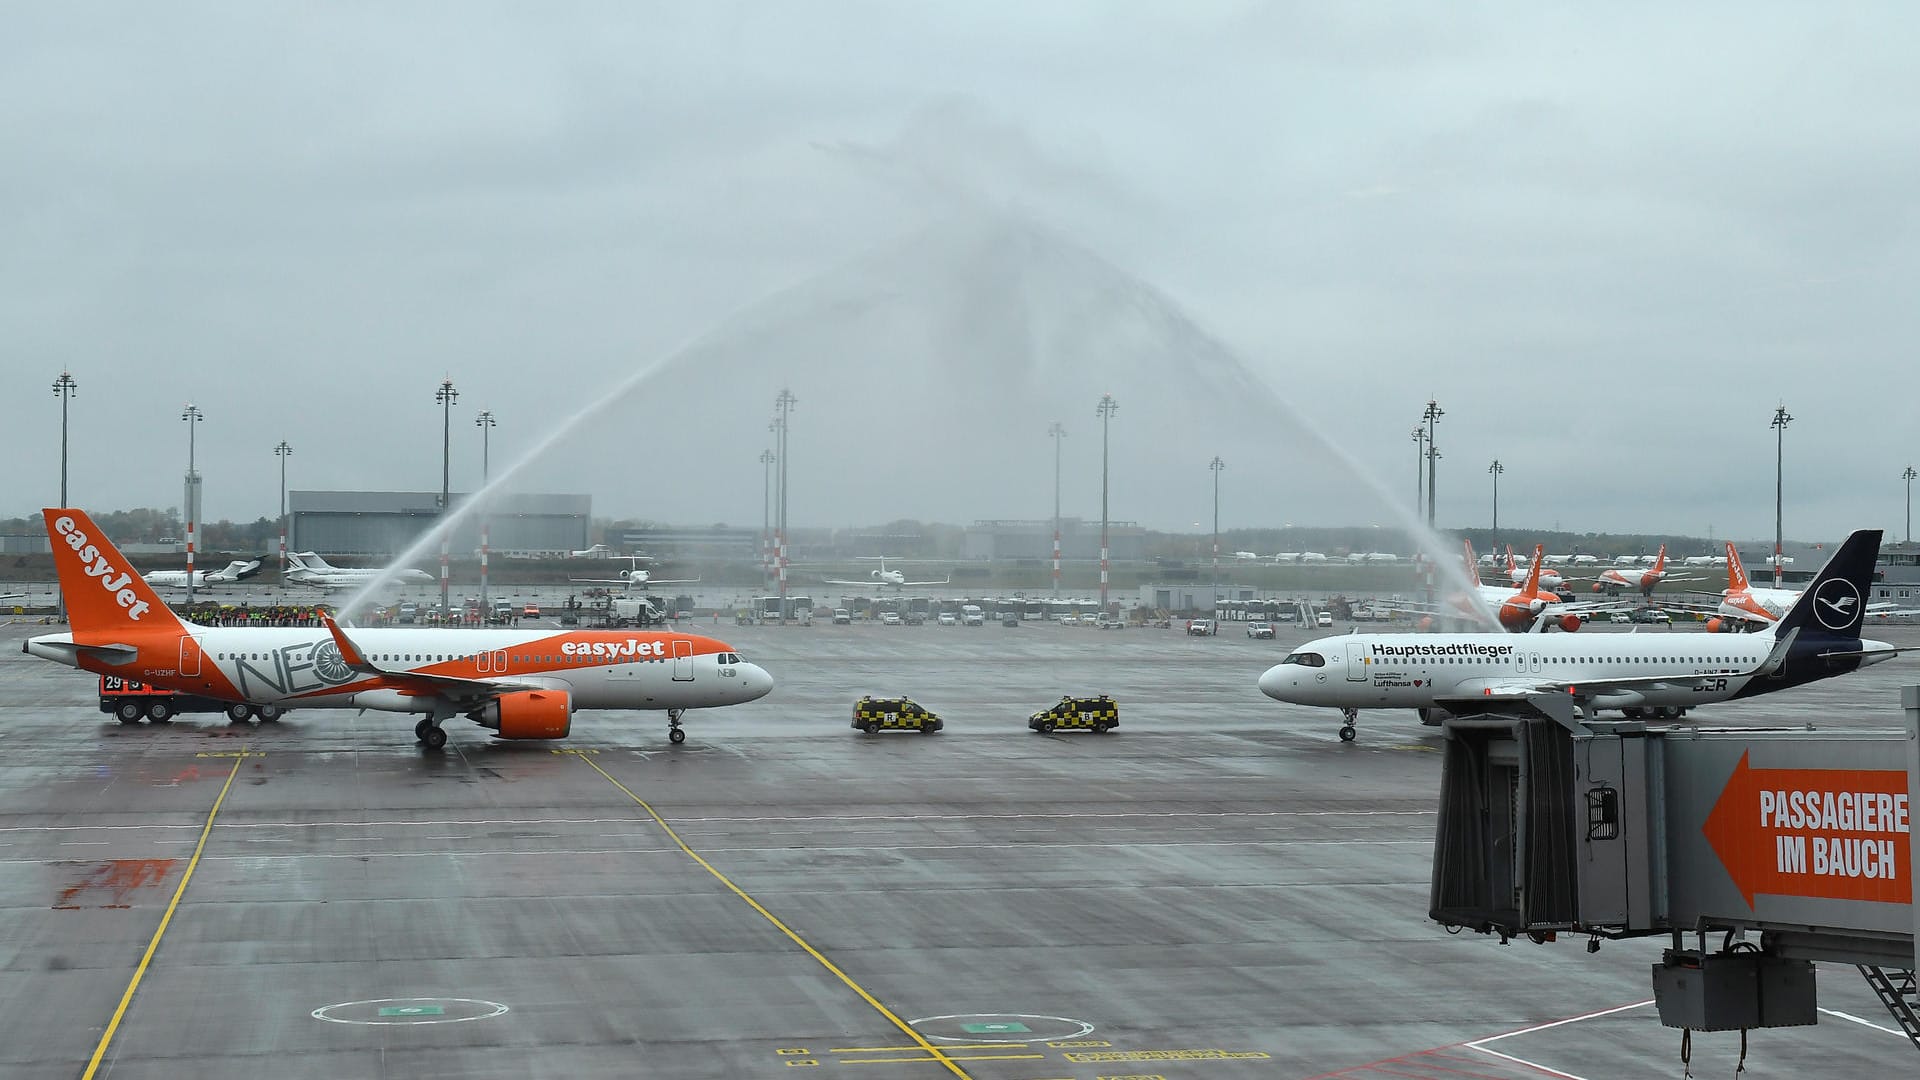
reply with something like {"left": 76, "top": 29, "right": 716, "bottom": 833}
{"left": 1592, "top": 582, "right": 1605, "bottom": 593}
{"left": 1706, "top": 618, "right": 1724, "bottom": 634}
{"left": 473, "top": 690, "right": 573, "bottom": 739}
{"left": 1559, "top": 613, "right": 1583, "bottom": 633}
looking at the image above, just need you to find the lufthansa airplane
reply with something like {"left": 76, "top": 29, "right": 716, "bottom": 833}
{"left": 1259, "top": 529, "right": 1898, "bottom": 742}
{"left": 27, "top": 510, "right": 772, "bottom": 749}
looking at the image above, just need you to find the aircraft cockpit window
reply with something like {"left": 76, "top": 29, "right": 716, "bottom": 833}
{"left": 1280, "top": 651, "right": 1326, "bottom": 667}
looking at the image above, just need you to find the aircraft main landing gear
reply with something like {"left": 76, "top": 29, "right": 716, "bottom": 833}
{"left": 667, "top": 708, "right": 686, "bottom": 745}
{"left": 1339, "top": 708, "right": 1358, "bottom": 743}
{"left": 415, "top": 717, "right": 447, "bottom": 750}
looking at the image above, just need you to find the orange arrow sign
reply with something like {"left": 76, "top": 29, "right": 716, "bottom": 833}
{"left": 1702, "top": 751, "right": 1912, "bottom": 908}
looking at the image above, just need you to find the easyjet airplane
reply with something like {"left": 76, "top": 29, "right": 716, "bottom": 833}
{"left": 1404, "top": 542, "right": 1615, "bottom": 633}
{"left": 1583, "top": 543, "right": 1697, "bottom": 599}
{"left": 1502, "top": 545, "right": 1566, "bottom": 593}
{"left": 26, "top": 510, "right": 772, "bottom": 749}
{"left": 1259, "top": 528, "right": 1899, "bottom": 742}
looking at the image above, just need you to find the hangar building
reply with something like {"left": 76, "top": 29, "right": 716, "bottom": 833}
{"left": 287, "top": 491, "right": 590, "bottom": 556}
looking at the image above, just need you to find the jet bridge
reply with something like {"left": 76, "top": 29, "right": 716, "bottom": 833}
{"left": 1430, "top": 689, "right": 1920, "bottom": 1052}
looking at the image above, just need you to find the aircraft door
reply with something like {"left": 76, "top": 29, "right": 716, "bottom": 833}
{"left": 179, "top": 635, "right": 202, "bottom": 678}
{"left": 672, "top": 638, "right": 693, "bottom": 682}
{"left": 1344, "top": 640, "right": 1369, "bottom": 681}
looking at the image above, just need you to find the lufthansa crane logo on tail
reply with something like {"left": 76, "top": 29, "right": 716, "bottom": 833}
{"left": 1812, "top": 578, "right": 1861, "bottom": 632}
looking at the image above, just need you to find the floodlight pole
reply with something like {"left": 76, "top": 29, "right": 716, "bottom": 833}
{"left": 181, "top": 405, "right": 203, "bottom": 608}
{"left": 1905, "top": 465, "right": 1916, "bottom": 545}
{"left": 53, "top": 372, "right": 76, "bottom": 620}
{"left": 1096, "top": 394, "right": 1118, "bottom": 612}
{"left": 275, "top": 441, "right": 293, "bottom": 583}
{"left": 1771, "top": 404, "right": 1791, "bottom": 589}
{"left": 436, "top": 378, "right": 459, "bottom": 613}
{"left": 1411, "top": 428, "right": 1425, "bottom": 518}
{"left": 1488, "top": 459, "right": 1504, "bottom": 552}
{"left": 1049, "top": 421, "right": 1066, "bottom": 595}
{"left": 774, "top": 388, "right": 797, "bottom": 621}
{"left": 475, "top": 410, "right": 495, "bottom": 610}
{"left": 1210, "top": 456, "right": 1224, "bottom": 620}
{"left": 760, "top": 448, "right": 776, "bottom": 589}
{"left": 1422, "top": 399, "right": 1444, "bottom": 528}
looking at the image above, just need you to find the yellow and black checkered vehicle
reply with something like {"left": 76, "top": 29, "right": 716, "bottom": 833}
{"left": 851, "top": 696, "right": 944, "bottom": 735}
{"left": 1028, "top": 694, "right": 1119, "bottom": 734}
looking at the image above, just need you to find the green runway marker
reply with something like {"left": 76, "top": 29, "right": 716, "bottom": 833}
{"left": 379, "top": 1006, "right": 444, "bottom": 1017}
{"left": 962, "top": 1022, "right": 1030, "bottom": 1033}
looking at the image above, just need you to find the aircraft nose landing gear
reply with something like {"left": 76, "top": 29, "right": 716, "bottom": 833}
{"left": 1339, "top": 707, "right": 1358, "bottom": 743}
{"left": 667, "top": 708, "right": 686, "bottom": 745}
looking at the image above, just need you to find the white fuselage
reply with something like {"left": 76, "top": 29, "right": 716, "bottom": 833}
{"left": 27, "top": 626, "right": 773, "bottom": 714}
{"left": 1257, "top": 630, "right": 1888, "bottom": 713}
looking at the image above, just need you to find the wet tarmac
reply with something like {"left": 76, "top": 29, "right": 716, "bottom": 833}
{"left": 0, "top": 616, "right": 1914, "bottom": 1078}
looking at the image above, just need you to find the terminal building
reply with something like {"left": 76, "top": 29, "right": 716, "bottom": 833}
{"left": 287, "top": 491, "right": 590, "bottom": 556}
{"left": 962, "top": 518, "right": 1148, "bottom": 562}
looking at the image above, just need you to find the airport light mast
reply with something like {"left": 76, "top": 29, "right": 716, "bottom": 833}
{"left": 1770, "top": 403, "right": 1791, "bottom": 589}
{"left": 1905, "top": 465, "right": 1916, "bottom": 544}
{"left": 1049, "top": 421, "right": 1066, "bottom": 595}
{"left": 1488, "top": 459, "right": 1504, "bottom": 552}
{"left": 774, "top": 388, "right": 797, "bottom": 621}
{"left": 53, "top": 372, "right": 76, "bottom": 622}
{"left": 760, "top": 448, "right": 776, "bottom": 590}
{"left": 274, "top": 441, "right": 292, "bottom": 584}
{"left": 435, "top": 378, "right": 458, "bottom": 614}
{"left": 1422, "top": 399, "right": 1443, "bottom": 528}
{"left": 1411, "top": 427, "right": 1425, "bottom": 518}
{"left": 474, "top": 410, "right": 495, "bottom": 611}
{"left": 1096, "top": 393, "right": 1118, "bottom": 613}
{"left": 181, "top": 404, "right": 204, "bottom": 608}
{"left": 1210, "top": 456, "right": 1224, "bottom": 620}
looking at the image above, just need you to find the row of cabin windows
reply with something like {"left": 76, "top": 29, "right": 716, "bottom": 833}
{"left": 215, "top": 650, "right": 738, "bottom": 665}
{"left": 1286, "top": 651, "right": 1756, "bottom": 668}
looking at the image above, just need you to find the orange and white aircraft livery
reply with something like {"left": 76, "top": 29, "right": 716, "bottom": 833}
{"left": 26, "top": 510, "right": 772, "bottom": 748}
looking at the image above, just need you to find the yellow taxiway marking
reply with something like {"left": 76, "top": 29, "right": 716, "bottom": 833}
{"left": 838, "top": 1054, "right": 1044, "bottom": 1064}
{"left": 829, "top": 1045, "right": 1017, "bottom": 1053}
{"left": 83, "top": 750, "right": 249, "bottom": 1080}
{"left": 576, "top": 754, "right": 971, "bottom": 1080}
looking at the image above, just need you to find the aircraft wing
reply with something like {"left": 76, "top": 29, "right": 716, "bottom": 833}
{"left": 641, "top": 576, "right": 700, "bottom": 586}
{"left": 822, "top": 578, "right": 876, "bottom": 587}
{"left": 318, "top": 613, "right": 549, "bottom": 705}
{"left": 901, "top": 578, "right": 950, "bottom": 586}
{"left": 569, "top": 576, "right": 637, "bottom": 585}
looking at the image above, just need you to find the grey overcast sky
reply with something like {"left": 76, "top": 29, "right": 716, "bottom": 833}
{"left": 5, "top": 3, "right": 1916, "bottom": 544}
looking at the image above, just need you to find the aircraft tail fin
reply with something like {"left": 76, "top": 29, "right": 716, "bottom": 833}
{"left": 1770, "top": 530, "right": 1880, "bottom": 640}
{"left": 1521, "top": 543, "right": 1544, "bottom": 596}
{"left": 1725, "top": 542, "right": 1751, "bottom": 593}
{"left": 43, "top": 509, "right": 186, "bottom": 636}
{"left": 1462, "top": 540, "right": 1480, "bottom": 586}
{"left": 1651, "top": 544, "right": 1667, "bottom": 575}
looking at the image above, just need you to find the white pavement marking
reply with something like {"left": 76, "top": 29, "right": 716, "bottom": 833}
{"left": 1819, "top": 1008, "right": 1908, "bottom": 1037}
{"left": 1464, "top": 999, "right": 1654, "bottom": 1080}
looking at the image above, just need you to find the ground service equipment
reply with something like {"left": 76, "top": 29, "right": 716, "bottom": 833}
{"left": 1029, "top": 695, "right": 1119, "bottom": 734}
{"left": 851, "top": 696, "right": 943, "bottom": 735}
{"left": 1428, "top": 690, "right": 1919, "bottom": 1057}
{"left": 99, "top": 675, "right": 286, "bottom": 725}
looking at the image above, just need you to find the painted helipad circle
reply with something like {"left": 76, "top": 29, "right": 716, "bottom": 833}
{"left": 311, "top": 997, "right": 509, "bottom": 1026}
{"left": 910, "top": 1013, "right": 1094, "bottom": 1044}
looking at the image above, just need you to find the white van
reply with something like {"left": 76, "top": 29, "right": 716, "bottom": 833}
{"left": 961, "top": 604, "right": 985, "bottom": 626}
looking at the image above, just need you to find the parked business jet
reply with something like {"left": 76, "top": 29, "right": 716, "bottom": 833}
{"left": 284, "top": 552, "right": 435, "bottom": 590}
{"left": 824, "top": 557, "right": 950, "bottom": 589}
{"left": 570, "top": 555, "right": 698, "bottom": 589}
{"left": 1584, "top": 544, "right": 1697, "bottom": 599}
{"left": 143, "top": 558, "right": 263, "bottom": 590}
{"left": 25, "top": 510, "right": 772, "bottom": 749}
{"left": 1258, "top": 529, "right": 1897, "bottom": 742}
{"left": 569, "top": 543, "right": 615, "bottom": 559}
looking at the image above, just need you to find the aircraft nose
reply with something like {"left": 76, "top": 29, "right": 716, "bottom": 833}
{"left": 738, "top": 663, "right": 774, "bottom": 702}
{"left": 1258, "top": 664, "right": 1289, "bottom": 701}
